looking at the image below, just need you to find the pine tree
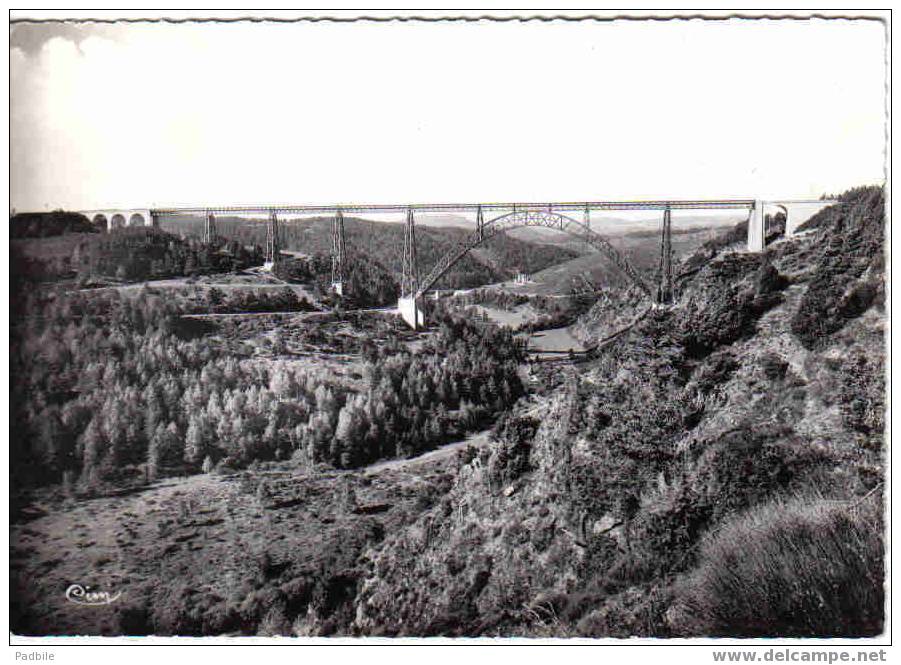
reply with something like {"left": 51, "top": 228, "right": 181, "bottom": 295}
{"left": 81, "top": 418, "right": 105, "bottom": 480}
{"left": 146, "top": 428, "right": 162, "bottom": 482}
{"left": 36, "top": 406, "right": 63, "bottom": 472}
{"left": 263, "top": 410, "right": 279, "bottom": 451}
{"left": 184, "top": 416, "right": 206, "bottom": 466}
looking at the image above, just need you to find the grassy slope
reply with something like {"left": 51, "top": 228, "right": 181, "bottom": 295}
{"left": 353, "top": 187, "right": 885, "bottom": 637}
{"left": 504, "top": 226, "right": 726, "bottom": 296}
{"left": 10, "top": 461, "right": 458, "bottom": 636}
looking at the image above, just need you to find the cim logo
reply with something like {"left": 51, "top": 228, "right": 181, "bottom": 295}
{"left": 65, "top": 584, "right": 122, "bottom": 606}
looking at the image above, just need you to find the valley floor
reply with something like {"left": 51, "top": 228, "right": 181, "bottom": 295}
{"left": 11, "top": 428, "right": 489, "bottom": 637}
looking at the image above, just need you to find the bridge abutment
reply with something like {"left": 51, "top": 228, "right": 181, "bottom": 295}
{"left": 398, "top": 295, "right": 425, "bottom": 330}
{"left": 747, "top": 200, "right": 765, "bottom": 252}
{"left": 748, "top": 200, "right": 835, "bottom": 250}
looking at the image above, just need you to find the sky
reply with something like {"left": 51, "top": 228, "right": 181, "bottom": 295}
{"left": 10, "top": 16, "right": 888, "bottom": 213}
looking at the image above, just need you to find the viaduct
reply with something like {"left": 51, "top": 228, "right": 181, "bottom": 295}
{"left": 79, "top": 198, "right": 836, "bottom": 329}
{"left": 81, "top": 208, "right": 157, "bottom": 231}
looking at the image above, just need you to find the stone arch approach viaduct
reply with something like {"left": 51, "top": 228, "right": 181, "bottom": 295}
{"left": 79, "top": 198, "right": 835, "bottom": 329}
{"left": 82, "top": 208, "right": 157, "bottom": 231}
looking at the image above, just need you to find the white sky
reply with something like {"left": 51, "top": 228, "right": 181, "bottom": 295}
{"left": 10, "top": 16, "right": 887, "bottom": 212}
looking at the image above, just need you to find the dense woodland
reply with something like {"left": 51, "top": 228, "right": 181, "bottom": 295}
{"left": 9, "top": 209, "right": 566, "bottom": 492}
{"left": 274, "top": 253, "right": 400, "bottom": 308}
{"left": 14, "top": 211, "right": 577, "bottom": 300}
{"left": 10, "top": 284, "right": 523, "bottom": 491}
{"left": 11, "top": 227, "right": 265, "bottom": 286}
{"left": 166, "top": 285, "right": 317, "bottom": 315}
{"left": 79, "top": 228, "right": 265, "bottom": 281}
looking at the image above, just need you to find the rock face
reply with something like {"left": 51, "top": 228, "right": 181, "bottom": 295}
{"left": 352, "top": 186, "right": 886, "bottom": 638}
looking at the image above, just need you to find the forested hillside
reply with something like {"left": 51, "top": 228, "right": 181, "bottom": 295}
{"left": 159, "top": 215, "right": 579, "bottom": 290}
{"left": 80, "top": 227, "right": 264, "bottom": 281}
{"left": 12, "top": 226, "right": 264, "bottom": 285}
{"left": 10, "top": 286, "right": 523, "bottom": 492}
{"left": 273, "top": 253, "right": 400, "bottom": 308}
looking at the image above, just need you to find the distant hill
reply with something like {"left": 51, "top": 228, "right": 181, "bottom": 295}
{"left": 507, "top": 213, "right": 744, "bottom": 248}
{"left": 495, "top": 225, "right": 727, "bottom": 295}
{"left": 158, "top": 215, "right": 580, "bottom": 291}
{"left": 414, "top": 213, "right": 474, "bottom": 229}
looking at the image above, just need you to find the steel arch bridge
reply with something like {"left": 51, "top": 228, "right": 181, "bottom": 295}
{"left": 75, "top": 197, "right": 837, "bottom": 329}
{"left": 415, "top": 208, "right": 651, "bottom": 299}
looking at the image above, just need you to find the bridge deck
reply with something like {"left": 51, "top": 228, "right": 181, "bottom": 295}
{"left": 151, "top": 199, "right": 761, "bottom": 216}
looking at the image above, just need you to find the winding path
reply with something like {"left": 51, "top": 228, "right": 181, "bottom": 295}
{"left": 363, "top": 430, "right": 492, "bottom": 476}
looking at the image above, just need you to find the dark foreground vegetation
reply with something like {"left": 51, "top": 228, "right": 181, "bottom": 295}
{"left": 9, "top": 186, "right": 885, "bottom": 638}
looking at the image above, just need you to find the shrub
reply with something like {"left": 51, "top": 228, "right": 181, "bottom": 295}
{"left": 755, "top": 259, "right": 789, "bottom": 296}
{"left": 576, "top": 585, "right": 672, "bottom": 638}
{"left": 838, "top": 280, "right": 879, "bottom": 320}
{"left": 759, "top": 352, "right": 789, "bottom": 381}
{"left": 257, "top": 606, "right": 292, "bottom": 636}
{"left": 487, "top": 414, "right": 538, "bottom": 488}
{"left": 690, "top": 425, "right": 805, "bottom": 525}
{"left": 215, "top": 457, "right": 240, "bottom": 474}
{"left": 150, "top": 580, "right": 207, "bottom": 635}
{"left": 619, "top": 423, "right": 832, "bottom": 588}
{"left": 672, "top": 493, "right": 884, "bottom": 637}
{"left": 675, "top": 255, "right": 781, "bottom": 359}
{"left": 837, "top": 351, "right": 885, "bottom": 443}
{"left": 529, "top": 517, "right": 557, "bottom": 553}
{"left": 791, "top": 186, "right": 884, "bottom": 349}
{"left": 10, "top": 210, "right": 99, "bottom": 238}
{"left": 116, "top": 602, "right": 152, "bottom": 635}
{"left": 689, "top": 349, "right": 739, "bottom": 395}
{"left": 625, "top": 491, "right": 714, "bottom": 580}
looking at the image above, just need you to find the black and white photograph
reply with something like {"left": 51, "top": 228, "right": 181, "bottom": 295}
{"left": 8, "top": 8, "right": 890, "bottom": 654}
